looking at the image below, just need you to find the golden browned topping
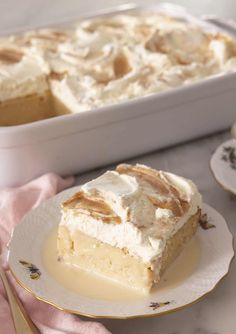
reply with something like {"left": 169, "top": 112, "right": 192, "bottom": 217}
{"left": 31, "top": 30, "right": 69, "bottom": 42}
{"left": 145, "top": 29, "right": 212, "bottom": 65}
{"left": 116, "top": 164, "right": 189, "bottom": 217}
{"left": 145, "top": 30, "right": 166, "bottom": 54}
{"left": 117, "top": 164, "right": 170, "bottom": 195}
{"left": 0, "top": 47, "right": 24, "bottom": 64}
{"left": 62, "top": 191, "right": 121, "bottom": 224}
{"left": 13, "top": 30, "right": 71, "bottom": 52}
{"left": 113, "top": 51, "right": 131, "bottom": 78}
{"left": 50, "top": 71, "right": 66, "bottom": 81}
{"left": 148, "top": 195, "right": 189, "bottom": 217}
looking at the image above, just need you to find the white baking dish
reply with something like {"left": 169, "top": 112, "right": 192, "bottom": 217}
{"left": 1, "top": 3, "right": 236, "bottom": 187}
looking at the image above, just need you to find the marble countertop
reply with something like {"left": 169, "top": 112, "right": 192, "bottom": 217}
{"left": 2, "top": 1, "right": 236, "bottom": 333}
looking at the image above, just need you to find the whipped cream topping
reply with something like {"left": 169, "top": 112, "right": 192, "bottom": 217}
{"left": 49, "top": 13, "right": 236, "bottom": 112}
{"left": 0, "top": 43, "right": 49, "bottom": 101}
{"left": 2, "top": 12, "right": 236, "bottom": 108}
{"left": 60, "top": 164, "right": 202, "bottom": 266}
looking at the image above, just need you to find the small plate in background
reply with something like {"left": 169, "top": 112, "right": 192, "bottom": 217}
{"left": 210, "top": 138, "right": 236, "bottom": 195}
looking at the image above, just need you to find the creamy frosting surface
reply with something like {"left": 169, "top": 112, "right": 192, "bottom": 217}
{"left": 0, "top": 44, "right": 49, "bottom": 101}
{"left": 1, "top": 12, "right": 236, "bottom": 108}
{"left": 60, "top": 164, "right": 202, "bottom": 265}
{"left": 49, "top": 13, "right": 236, "bottom": 112}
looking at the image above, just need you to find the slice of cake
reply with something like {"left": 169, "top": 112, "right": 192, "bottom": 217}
{"left": 57, "top": 164, "right": 202, "bottom": 294}
{"left": 0, "top": 43, "right": 54, "bottom": 126}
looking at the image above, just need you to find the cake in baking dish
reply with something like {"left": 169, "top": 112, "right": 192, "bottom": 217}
{"left": 57, "top": 164, "right": 202, "bottom": 293}
{"left": 0, "top": 44, "right": 54, "bottom": 126}
{"left": 2, "top": 12, "right": 236, "bottom": 126}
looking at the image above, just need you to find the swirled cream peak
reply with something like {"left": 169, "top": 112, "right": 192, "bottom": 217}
{"left": 0, "top": 47, "right": 24, "bottom": 64}
{"left": 0, "top": 43, "right": 49, "bottom": 101}
{"left": 61, "top": 164, "right": 202, "bottom": 263}
{"left": 145, "top": 26, "right": 211, "bottom": 64}
{"left": 3, "top": 12, "right": 236, "bottom": 109}
{"left": 49, "top": 13, "right": 236, "bottom": 112}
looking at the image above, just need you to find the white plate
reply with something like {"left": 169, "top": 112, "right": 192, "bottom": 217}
{"left": 8, "top": 186, "right": 234, "bottom": 319}
{"left": 210, "top": 138, "right": 236, "bottom": 195}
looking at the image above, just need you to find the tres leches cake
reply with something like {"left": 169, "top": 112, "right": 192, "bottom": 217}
{"left": 0, "top": 44, "right": 54, "bottom": 126}
{"left": 2, "top": 12, "right": 236, "bottom": 125}
{"left": 57, "top": 164, "right": 202, "bottom": 294}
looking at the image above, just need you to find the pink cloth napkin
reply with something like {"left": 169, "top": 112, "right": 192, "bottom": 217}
{"left": 0, "top": 173, "right": 111, "bottom": 334}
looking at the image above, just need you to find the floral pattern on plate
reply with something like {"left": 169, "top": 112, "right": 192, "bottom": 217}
{"left": 210, "top": 138, "right": 236, "bottom": 196}
{"left": 221, "top": 146, "right": 236, "bottom": 170}
{"left": 199, "top": 213, "right": 215, "bottom": 230}
{"left": 19, "top": 260, "right": 41, "bottom": 280}
{"left": 149, "top": 301, "right": 171, "bottom": 310}
{"left": 8, "top": 185, "right": 234, "bottom": 319}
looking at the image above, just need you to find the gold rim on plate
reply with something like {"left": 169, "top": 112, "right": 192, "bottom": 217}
{"left": 8, "top": 188, "right": 235, "bottom": 320}
{"left": 9, "top": 237, "right": 235, "bottom": 320}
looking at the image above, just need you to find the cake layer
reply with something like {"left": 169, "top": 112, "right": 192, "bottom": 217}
{"left": 158, "top": 210, "right": 200, "bottom": 277}
{"left": 51, "top": 95, "right": 73, "bottom": 116}
{"left": 57, "top": 210, "right": 200, "bottom": 293}
{"left": 57, "top": 226, "right": 153, "bottom": 294}
{"left": 0, "top": 91, "right": 55, "bottom": 126}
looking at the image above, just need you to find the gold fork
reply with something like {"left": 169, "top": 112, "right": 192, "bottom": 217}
{"left": 0, "top": 266, "right": 40, "bottom": 334}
